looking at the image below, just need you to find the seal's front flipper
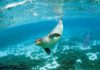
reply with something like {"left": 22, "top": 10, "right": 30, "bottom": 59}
{"left": 44, "top": 48, "right": 51, "bottom": 54}
{"left": 49, "top": 33, "right": 61, "bottom": 38}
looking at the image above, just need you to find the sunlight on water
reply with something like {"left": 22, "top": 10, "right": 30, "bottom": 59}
{"left": 0, "top": 0, "right": 100, "bottom": 28}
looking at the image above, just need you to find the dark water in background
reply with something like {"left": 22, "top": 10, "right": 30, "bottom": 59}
{"left": 0, "top": 0, "right": 100, "bottom": 70}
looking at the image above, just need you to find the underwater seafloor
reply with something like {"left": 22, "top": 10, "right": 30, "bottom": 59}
{"left": 0, "top": 0, "right": 100, "bottom": 70}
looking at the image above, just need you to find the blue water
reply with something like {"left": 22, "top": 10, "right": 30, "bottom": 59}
{"left": 0, "top": 0, "right": 100, "bottom": 70}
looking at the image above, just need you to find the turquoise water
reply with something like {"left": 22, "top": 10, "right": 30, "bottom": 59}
{"left": 0, "top": 0, "right": 100, "bottom": 70}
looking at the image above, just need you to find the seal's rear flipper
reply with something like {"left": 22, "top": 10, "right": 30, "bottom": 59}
{"left": 49, "top": 33, "right": 61, "bottom": 38}
{"left": 44, "top": 48, "right": 51, "bottom": 54}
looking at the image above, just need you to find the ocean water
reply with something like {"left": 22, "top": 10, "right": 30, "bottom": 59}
{"left": 0, "top": 0, "right": 100, "bottom": 70}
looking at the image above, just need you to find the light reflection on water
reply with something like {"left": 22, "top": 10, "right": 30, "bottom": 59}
{"left": 0, "top": 0, "right": 100, "bottom": 28}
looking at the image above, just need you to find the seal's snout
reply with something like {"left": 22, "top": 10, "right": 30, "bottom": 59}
{"left": 35, "top": 39, "right": 42, "bottom": 45}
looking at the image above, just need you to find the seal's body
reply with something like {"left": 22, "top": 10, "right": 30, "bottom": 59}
{"left": 35, "top": 19, "right": 63, "bottom": 54}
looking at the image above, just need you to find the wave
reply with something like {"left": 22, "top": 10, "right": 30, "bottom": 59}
{"left": 3, "top": 0, "right": 29, "bottom": 10}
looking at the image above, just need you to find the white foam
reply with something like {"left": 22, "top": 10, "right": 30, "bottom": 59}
{"left": 33, "top": 12, "right": 38, "bottom": 16}
{"left": 80, "top": 46, "right": 91, "bottom": 50}
{"left": 76, "top": 59, "right": 82, "bottom": 63}
{"left": 0, "top": 40, "right": 33, "bottom": 57}
{"left": 0, "top": 51, "right": 8, "bottom": 57}
{"left": 2, "top": 40, "right": 50, "bottom": 60}
{"left": 39, "top": 57, "right": 60, "bottom": 70}
{"left": 86, "top": 52, "right": 98, "bottom": 61}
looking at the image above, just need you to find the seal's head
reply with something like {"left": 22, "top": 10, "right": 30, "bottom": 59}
{"left": 35, "top": 38, "right": 43, "bottom": 45}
